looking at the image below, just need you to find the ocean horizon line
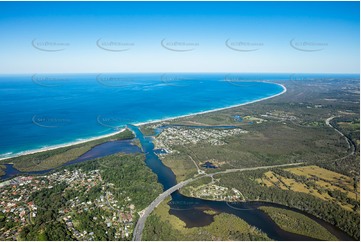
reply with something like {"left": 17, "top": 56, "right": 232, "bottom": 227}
{"left": 0, "top": 72, "right": 359, "bottom": 76}
{"left": 0, "top": 82, "right": 286, "bottom": 162}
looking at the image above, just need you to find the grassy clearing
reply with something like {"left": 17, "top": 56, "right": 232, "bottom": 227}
{"left": 160, "top": 153, "right": 198, "bottom": 182}
{"left": 262, "top": 171, "right": 289, "bottom": 190}
{"left": 286, "top": 166, "right": 359, "bottom": 199}
{"left": 257, "top": 166, "right": 359, "bottom": 212}
{"left": 259, "top": 206, "right": 338, "bottom": 240}
{"left": 217, "top": 169, "right": 360, "bottom": 240}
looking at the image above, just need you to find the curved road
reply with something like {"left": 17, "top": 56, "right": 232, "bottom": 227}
{"left": 325, "top": 116, "right": 356, "bottom": 156}
{"left": 132, "top": 162, "right": 304, "bottom": 241}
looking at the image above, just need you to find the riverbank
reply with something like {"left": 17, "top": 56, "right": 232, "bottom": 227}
{"left": 128, "top": 124, "right": 354, "bottom": 241}
{"left": 0, "top": 82, "right": 286, "bottom": 162}
{"left": 259, "top": 206, "right": 338, "bottom": 240}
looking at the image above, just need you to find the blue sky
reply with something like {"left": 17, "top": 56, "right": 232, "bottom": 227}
{"left": 0, "top": 1, "right": 359, "bottom": 74}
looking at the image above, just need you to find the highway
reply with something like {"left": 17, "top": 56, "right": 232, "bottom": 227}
{"left": 132, "top": 162, "right": 303, "bottom": 241}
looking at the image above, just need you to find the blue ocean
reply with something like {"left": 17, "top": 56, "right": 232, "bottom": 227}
{"left": 0, "top": 73, "right": 355, "bottom": 158}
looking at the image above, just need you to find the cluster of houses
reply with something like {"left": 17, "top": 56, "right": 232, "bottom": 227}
{"left": 0, "top": 168, "right": 136, "bottom": 240}
{"left": 0, "top": 176, "right": 47, "bottom": 239}
{"left": 155, "top": 126, "right": 248, "bottom": 152}
{"left": 189, "top": 184, "right": 243, "bottom": 201}
{"left": 260, "top": 111, "right": 297, "bottom": 122}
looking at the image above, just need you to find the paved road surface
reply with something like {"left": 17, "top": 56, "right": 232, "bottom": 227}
{"left": 326, "top": 116, "right": 356, "bottom": 156}
{"left": 132, "top": 162, "right": 303, "bottom": 241}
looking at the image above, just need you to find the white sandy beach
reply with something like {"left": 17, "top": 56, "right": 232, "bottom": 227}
{"left": 0, "top": 128, "right": 126, "bottom": 162}
{"left": 134, "top": 82, "right": 287, "bottom": 126}
{"left": 0, "top": 82, "right": 286, "bottom": 162}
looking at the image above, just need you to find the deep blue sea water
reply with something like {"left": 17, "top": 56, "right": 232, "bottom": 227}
{"left": 0, "top": 73, "right": 356, "bottom": 158}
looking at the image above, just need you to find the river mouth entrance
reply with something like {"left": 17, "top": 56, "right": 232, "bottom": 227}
{"left": 128, "top": 124, "right": 355, "bottom": 241}
{"left": 1, "top": 125, "right": 355, "bottom": 240}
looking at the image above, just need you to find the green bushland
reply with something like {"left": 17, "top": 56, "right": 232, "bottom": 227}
{"left": 158, "top": 121, "right": 350, "bottom": 183}
{"left": 18, "top": 153, "right": 162, "bottom": 241}
{"left": 259, "top": 206, "right": 337, "bottom": 240}
{"left": 143, "top": 197, "right": 270, "bottom": 241}
{"left": 216, "top": 169, "right": 360, "bottom": 240}
{"left": 331, "top": 116, "right": 359, "bottom": 150}
{"left": 0, "top": 165, "right": 5, "bottom": 176}
{"left": 1, "top": 129, "right": 134, "bottom": 172}
{"left": 140, "top": 126, "right": 156, "bottom": 136}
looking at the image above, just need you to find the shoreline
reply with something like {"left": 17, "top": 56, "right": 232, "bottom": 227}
{"left": 133, "top": 82, "right": 286, "bottom": 126}
{"left": 0, "top": 82, "right": 286, "bottom": 162}
{"left": 0, "top": 129, "right": 126, "bottom": 162}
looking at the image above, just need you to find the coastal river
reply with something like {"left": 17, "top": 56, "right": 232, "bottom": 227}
{"left": 0, "top": 125, "right": 354, "bottom": 240}
{"left": 127, "top": 124, "right": 354, "bottom": 241}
